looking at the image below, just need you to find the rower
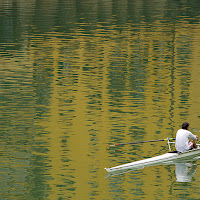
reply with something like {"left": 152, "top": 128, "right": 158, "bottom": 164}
{"left": 175, "top": 122, "right": 198, "bottom": 153}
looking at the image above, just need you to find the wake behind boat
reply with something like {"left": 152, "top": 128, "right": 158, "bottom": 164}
{"left": 105, "top": 139, "right": 200, "bottom": 173}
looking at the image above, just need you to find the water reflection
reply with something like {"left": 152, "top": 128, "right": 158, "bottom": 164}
{"left": 175, "top": 162, "right": 197, "bottom": 182}
{"left": 1, "top": 0, "right": 200, "bottom": 199}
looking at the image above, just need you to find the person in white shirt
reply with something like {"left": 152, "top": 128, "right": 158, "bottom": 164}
{"left": 175, "top": 122, "right": 198, "bottom": 153}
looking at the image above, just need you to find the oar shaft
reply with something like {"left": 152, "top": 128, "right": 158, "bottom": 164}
{"left": 108, "top": 138, "right": 175, "bottom": 147}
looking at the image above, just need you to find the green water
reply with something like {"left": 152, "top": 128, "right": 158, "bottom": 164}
{"left": 1, "top": 0, "right": 200, "bottom": 199}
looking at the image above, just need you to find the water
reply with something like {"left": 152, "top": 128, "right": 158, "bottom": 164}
{"left": 1, "top": 0, "right": 200, "bottom": 199}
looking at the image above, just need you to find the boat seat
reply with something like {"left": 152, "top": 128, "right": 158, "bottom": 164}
{"left": 169, "top": 150, "right": 179, "bottom": 153}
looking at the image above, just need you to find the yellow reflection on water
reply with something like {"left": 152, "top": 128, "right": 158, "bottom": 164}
{"left": 31, "top": 18, "right": 200, "bottom": 199}
{"left": 1, "top": 11, "right": 200, "bottom": 199}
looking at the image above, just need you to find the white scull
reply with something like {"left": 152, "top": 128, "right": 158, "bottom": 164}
{"left": 105, "top": 147, "right": 200, "bottom": 173}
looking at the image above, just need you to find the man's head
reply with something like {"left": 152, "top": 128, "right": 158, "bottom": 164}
{"left": 182, "top": 122, "right": 190, "bottom": 130}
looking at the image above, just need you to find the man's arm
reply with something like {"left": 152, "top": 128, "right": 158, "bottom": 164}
{"left": 188, "top": 131, "right": 198, "bottom": 140}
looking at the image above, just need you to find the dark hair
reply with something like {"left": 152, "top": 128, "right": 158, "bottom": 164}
{"left": 182, "top": 122, "right": 190, "bottom": 130}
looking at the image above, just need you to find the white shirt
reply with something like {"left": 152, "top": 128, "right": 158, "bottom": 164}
{"left": 175, "top": 129, "right": 197, "bottom": 153}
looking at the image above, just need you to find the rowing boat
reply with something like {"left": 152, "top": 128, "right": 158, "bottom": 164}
{"left": 105, "top": 147, "right": 200, "bottom": 173}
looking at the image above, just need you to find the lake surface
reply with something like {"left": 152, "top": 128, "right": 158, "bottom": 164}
{"left": 1, "top": 0, "right": 200, "bottom": 199}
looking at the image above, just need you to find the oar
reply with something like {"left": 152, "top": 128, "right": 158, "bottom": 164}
{"left": 108, "top": 138, "right": 176, "bottom": 147}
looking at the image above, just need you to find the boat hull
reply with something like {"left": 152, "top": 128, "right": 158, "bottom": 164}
{"left": 105, "top": 148, "right": 200, "bottom": 173}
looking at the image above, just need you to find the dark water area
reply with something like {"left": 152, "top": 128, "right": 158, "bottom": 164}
{"left": 1, "top": 0, "right": 200, "bottom": 199}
